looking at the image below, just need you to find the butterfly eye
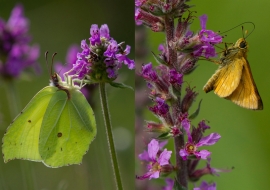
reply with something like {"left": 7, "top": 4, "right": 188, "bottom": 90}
{"left": 239, "top": 41, "right": 246, "bottom": 49}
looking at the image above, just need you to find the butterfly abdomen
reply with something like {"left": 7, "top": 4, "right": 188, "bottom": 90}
{"left": 203, "top": 68, "right": 221, "bottom": 93}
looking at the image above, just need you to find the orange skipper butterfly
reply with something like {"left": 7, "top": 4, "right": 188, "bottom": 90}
{"left": 203, "top": 36, "right": 263, "bottom": 110}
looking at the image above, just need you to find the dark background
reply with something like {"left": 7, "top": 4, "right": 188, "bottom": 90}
{"left": 0, "top": 0, "right": 134, "bottom": 189}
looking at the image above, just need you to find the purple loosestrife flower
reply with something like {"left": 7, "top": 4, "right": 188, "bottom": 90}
{"left": 137, "top": 139, "right": 173, "bottom": 180}
{"left": 192, "top": 15, "right": 222, "bottom": 58}
{"left": 72, "top": 24, "right": 134, "bottom": 82}
{"left": 180, "top": 120, "right": 221, "bottom": 160}
{"left": 193, "top": 181, "right": 216, "bottom": 190}
{"left": 0, "top": 4, "right": 40, "bottom": 79}
{"left": 189, "top": 157, "right": 232, "bottom": 181}
{"left": 162, "top": 178, "right": 174, "bottom": 190}
{"left": 149, "top": 97, "right": 169, "bottom": 117}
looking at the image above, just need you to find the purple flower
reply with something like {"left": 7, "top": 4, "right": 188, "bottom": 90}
{"left": 162, "top": 178, "right": 174, "bottom": 190}
{"left": 0, "top": 4, "right": 40, "bottom": 78}
{"left": 141, "top": 63, "right": 158, "bottom": 81}
{"left": 199, "top": 15, "right": 222, "bottom": 44}
{"left": 136, "top": 139, "right": 172, "bottom": 180}
{"left": 104, "top": 40, "right": 118, "bottom": 57}
{"left": 193, "top": 181, "right": 216, "bottom": 190}
{"left": 138, "top": 140, "right": 168, "bottom": 161}
{"left": 100, "top": 24, "right": 110, "bottom": 39}
{"left": 190, "top": 14, "right": 222, "bottom": 59}
{"left": 73, "top": 24, "right": 134, "bottom": 81}
{"left": 189, "top": 157, "right": 232, "bottom": 181}
{"left": 89, "top": 24, "right": 101, "bottom": 46}
{"left": 116, "top": 45, "right": 135, "bottom": 69}
{"left": 205, "top": 157, "right": 232, "bottom": 176}
{"left": 149, "top": 97, "right": 169, "bottom": 117}
{"left": 179, "top": 121, "right": 221, "bottom": 160}
{"left": 169, "top": 69, "right": 183, "bottom": 85}
{"left": 193, "top": 43, "right": 216, "bottom": 59}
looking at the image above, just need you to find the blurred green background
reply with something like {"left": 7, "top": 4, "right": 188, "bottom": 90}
{"left": 0, "top": 0, "right": 134, "bottom": 190}
{"left": 136, "top": 0, "right": 270, "bottom": 189}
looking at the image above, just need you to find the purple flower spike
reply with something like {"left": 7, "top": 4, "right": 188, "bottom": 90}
{"left": 0, "top": 4, "right": 40, "bottom": 78}
{"left": 136, "top": 139, "right": 173, "bottom": 180}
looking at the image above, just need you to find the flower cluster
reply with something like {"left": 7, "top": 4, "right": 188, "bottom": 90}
{"left": 0, "top": 4, "right": 40, "bottom": 79}
{"left": 72, "top": 24, "right": 134, "bottom": 82}
{"left": 136, "top": 0, "right": 230, "bottom": 189}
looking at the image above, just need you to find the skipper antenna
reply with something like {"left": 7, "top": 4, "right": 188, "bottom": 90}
{"left": 219, "top": 22, "right": 255, "bottom": 39}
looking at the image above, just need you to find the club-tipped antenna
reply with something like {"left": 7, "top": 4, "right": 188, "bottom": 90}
{"left": 51, "top": 52, "right": 58, "bottom": 75}
{"left": 219, "top": 22, "right": 255, "bottom": 39}
{"left": 45, "top": 51, "right": 51, "bottom": 76}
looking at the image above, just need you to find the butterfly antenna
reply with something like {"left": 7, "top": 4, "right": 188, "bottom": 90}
{"left": 45, "top": 51, "right": 51, "bottom": 76}
{"left": 51, "top": 52, "right": 57, "bottom": 75}
{"left": 219, "top": 22, "right": 255, "bottom": 36}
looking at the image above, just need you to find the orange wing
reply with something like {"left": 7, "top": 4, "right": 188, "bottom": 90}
{"left": 203, "top": 59, "right": 243, "bottom": 98}
{"left": 225, "top": 58, "right": 263, "bottom": 110}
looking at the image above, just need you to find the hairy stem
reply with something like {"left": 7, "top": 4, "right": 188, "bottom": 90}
{"left": 164, "top": 15, "right": 177, "bottom": 67}
{"left": 99, "top": 83, "right": 123, "bottom": 190}
{"left": 164, "top": 15, "right": 188, "bottom": 188}
{"left": 174, "top": 134, "right": 188, "bottom": 188}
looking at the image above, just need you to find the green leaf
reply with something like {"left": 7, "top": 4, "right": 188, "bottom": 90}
{"left": 156, "top": 132, "right": 171, "bottom": 140}
{"left": 177, "top": 48, "right": 194, "bottom": 53}
{"left": 189, "top": 99, "right": 202, "bottom": 120}
{"left": 109, "top": 82, "right": 134, "bottom": 90}
{"left": 151, "top": 51, "right": 168, "bottom": 66}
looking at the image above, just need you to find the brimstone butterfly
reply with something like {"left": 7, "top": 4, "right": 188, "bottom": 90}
{"left": 2, "top": 52, "right": 97, "bottom": 168}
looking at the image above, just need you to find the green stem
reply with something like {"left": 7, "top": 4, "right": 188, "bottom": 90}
{"left": 4, "top": 80, "right": 35, "bottom": 190}
{"left": 99, "top": 83, "right": 123, "bottom": 190}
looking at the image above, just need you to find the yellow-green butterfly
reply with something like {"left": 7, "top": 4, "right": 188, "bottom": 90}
{"left": 2, "top": 52, "right": 97, "bottom": 168}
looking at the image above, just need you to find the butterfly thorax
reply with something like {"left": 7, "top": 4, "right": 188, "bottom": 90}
{"left": 50, "top": 73, "right": 80, "bottom": 99}
{"left": 220, "top": 38, "right": 248, "bottom": 66}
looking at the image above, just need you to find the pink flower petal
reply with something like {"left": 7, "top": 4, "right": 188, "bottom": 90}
{"left": 179, "top": 149, "right": 188, "bottom": 160}
{"left": 148, "top": 139, "right": 159, "bottom": 160}
{"left": 158, "top": 149, "right": 172, "bottom": 166}
{"left": 197, "top": 133, "right": 221, "bottom": 147}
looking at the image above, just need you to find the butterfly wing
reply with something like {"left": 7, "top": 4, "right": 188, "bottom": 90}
{"left": 203, "top": 59, "right": 243, "bottom": 98}
{"left": 39, "top": 89, "right": 96, "bottom": 168}
{"left": 2, "top": 86, "right": 57, "bottom": 162}
{"left": 226, "top": 58, "right": 263, "bottom": 110}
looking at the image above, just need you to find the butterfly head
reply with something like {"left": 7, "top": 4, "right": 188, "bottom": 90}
{"left": 235, "top": 38, "right": 248, "bottom": 49}
{"left": 50, "top": 73, "right": 62, "bottom": 87}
